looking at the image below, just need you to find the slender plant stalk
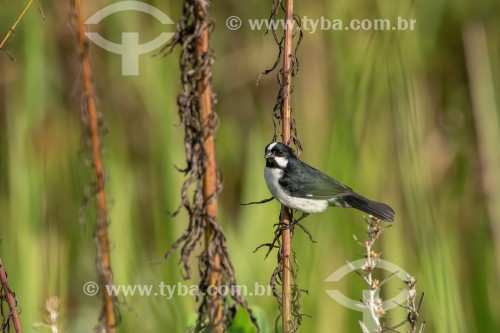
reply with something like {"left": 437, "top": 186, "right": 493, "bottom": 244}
{"left": 281, "top": 0, "right": 294, "bottom": 331}
{"left": 463, "top": 23, "right": 500, "bottom": 283}
{"left": 195, "top": 1, "right": 223, "bottom": 331}
{"left": 73, "top": 0, "right": 116, "bottom": 331}
{"left": 0, "top": 258, "right": 22, "bottom": 333}
{"left": 359, "top": 217, "right": 384, "bottom": 331}
{"left": 404, "top": 276, "right": 425, "bottom": 333}
{"left": 0, "top": 0, "right": 35, "bottom": 51}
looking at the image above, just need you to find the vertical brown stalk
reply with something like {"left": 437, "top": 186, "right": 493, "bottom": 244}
{"left": 162, "top": 1, "right": 258, "bottom": 330}
{"left": 195, "top": 1, "right": 222, "bottom": 331}
{"left": 281, "top": 0, "right": 294, "bottom": 331}
{"left": 0, "top": 258, "right": 22, "bottom": 333}
{"left": 73, "top": 0, "right": 116, "bottom": 331}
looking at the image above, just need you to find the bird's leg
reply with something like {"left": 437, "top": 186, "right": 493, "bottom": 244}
{"left": 274, "top": 212, "right": 309, "bottom": 231}
{"left": 291, "top": 212, "right": 309, "bottom": 225}
{"left": 273, "top": 210, "right": 297, "bottom": 231}
{"left": 287, "top": 212, "right": 317, "bottom": 243}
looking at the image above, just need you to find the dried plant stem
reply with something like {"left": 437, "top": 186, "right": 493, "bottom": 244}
{"left": 0, "top": 0, "right": 35, "bottom": 51}
{"left": 0, "top": 258, "right": 22, "bottom": 333}
{"left": 281, "top": 0, "right": 294, "bottom": 331}
{"left": 196, "top": 1, "right": 223, "bottom": 331}
{"left": 261, "top": 0, "right": 303, "bottom": 328}
{"left": 161, "top": 1, "right": 258, "bottom": 330}
{"left": 281, "top": 208, "right": 292, "bottom": 332}
{"left": 73, "top": 0, "right": 116, "bottom": 331}
{"left": 364, "top": 229, "right": 382, "bottom": 329}
{"left": 358, "top": 217, "right": 384, "bottom": 332}
{"left": 404, "top": 276, "right": 425, "bottom": 333}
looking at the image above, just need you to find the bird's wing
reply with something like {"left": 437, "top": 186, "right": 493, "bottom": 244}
{"left": 279, "top": 160, "right": 353, "bottom": 199}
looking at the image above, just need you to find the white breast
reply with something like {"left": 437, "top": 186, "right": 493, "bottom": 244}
{"left": 264, "top": 167, "right": 329, "bottom": 213}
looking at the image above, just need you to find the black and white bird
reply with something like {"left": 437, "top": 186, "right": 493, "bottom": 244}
{"left": 264, "top": 142, "right": 395, "bottom": 222}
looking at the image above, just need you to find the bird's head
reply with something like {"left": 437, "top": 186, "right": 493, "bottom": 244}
{"left": 265, "top": 142, "right": 295, "bottom": 169}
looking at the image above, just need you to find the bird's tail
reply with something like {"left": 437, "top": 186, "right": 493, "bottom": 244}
{"left": 343, "top": 193, "right": 395, "bottom": 222}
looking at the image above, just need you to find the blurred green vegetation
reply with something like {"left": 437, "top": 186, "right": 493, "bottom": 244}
{"left": 1, "top": 0, "right": 499, "bottom": 332}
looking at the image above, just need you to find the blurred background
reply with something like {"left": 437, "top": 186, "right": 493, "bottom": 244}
{"left": 1, "top": 0, "right": 499, "bottom": 332}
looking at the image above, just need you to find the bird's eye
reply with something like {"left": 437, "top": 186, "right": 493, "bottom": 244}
{"left": 275, "top": 151, "right": 283, "bottom": 157}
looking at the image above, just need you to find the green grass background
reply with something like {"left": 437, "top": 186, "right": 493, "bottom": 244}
{"left": 1, "top": 0, "right": 499, "bottom": 332}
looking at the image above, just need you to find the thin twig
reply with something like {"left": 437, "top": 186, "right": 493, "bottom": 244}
{"left": 0, "top": 258, "right": 22, "bottom": 333}
{"left": 240, "top": 196, "right": 275, "bottom": 206}
{"left": 0, "top": 0, "right": 35, "bottom": 52}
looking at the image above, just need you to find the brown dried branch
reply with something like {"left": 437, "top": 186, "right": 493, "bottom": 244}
{"left": 0, "top": 258, "right": 22, "bottom": 333}
{"left": 72, "top": 1, "right": 117, "bottom": 331}
{"left": 161, "top": 1, "right": 258, "bottom": 331}
{"left": 259, "top": 0, "right": 304, "bottom": 331}
{"left": 280, "top": 1, "right": 294, "bottom": 329}
{"left": 195, "top": 1, "right": 223, "bottom": 330}
{"left": 261, "top": 221, "right": 309, "bottom": 333}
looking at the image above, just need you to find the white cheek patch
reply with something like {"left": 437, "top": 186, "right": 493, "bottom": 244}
{"left": 274, "top": 156, "right": 288, "bottom": 168}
